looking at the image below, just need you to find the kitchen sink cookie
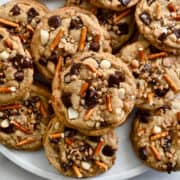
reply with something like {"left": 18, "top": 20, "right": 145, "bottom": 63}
{"left": 31, "top": 6, "right": 111, "bottom": 80}
{"left": 131, "top": 99, "right": 180, "bottom": 172}
{"left": 44, "top": 117, "right": 118, "bottom": 178}
{"left": 0, "top": 0, "right": 48, "bottom": 49}
{"left": 90, "top": 0, "right": 140, "bottom": 11}
{"left": 0, "top": 27, "right": 33, "bottom": 105}
{"left": 135, "top": 0, "right": 180, "bottom": 54}
{"left": 0, "top": 85, "right": 51, "bottom": 150}
{"left": 66, "top": 0, "right": 135, "bottom": 52}
{"left": 119, "top": 40, "right": 180, "bottom": 110}
{"left": 52, "top": 52, "right": 136, "bottom": 136}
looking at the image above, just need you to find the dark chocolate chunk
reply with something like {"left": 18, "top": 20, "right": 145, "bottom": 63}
{"left": 137, "top": 109, "right": 150, "bottom": 123}
{"left": 139, "top": 12, "right": 152, "bottom": 25}
{"left": 89, "top": 136, "right": 101, "bottom": 142}
{"left": 48, "top": 16, "right": 61, "bottom": 29}
{"left": 96, "top": 9, "right": 111, "bottom": 25}
{"left": 21, "top": 57, "right": 33, "bottom": 68}
{"left": 108, "top": 71, "right": 125, "bottom": 87}
{"left": 70, "top": 63, "right": 81, "bottom": 75}
{"left": 61, "top": 161, "right": 73, "bottom": 171}
{"left": 154, "top": 88, "right": 169, "bottom": 97}
{"left": 138, "top": 146, "right": 148, "bottom": 161}
{"left": 61, "top": 93, "right": 72, "bottom": 108}
{"left": 118, "top": 22, "right": 129, "bottom": 34}
{"left": 70, "top": 17, "right": 83, "bottom": 29}
{"left": 84, "top": 88, "right": 98, "bottom": 108}
{"left": 158, "top": 33, "right": 167, "bottom": 41}
{"left": 149, "top": 45, "right": 161, "bottom": 53}
{"left": 90, "top": 41, "right": 100, "bottom": 51}
{"left": 39, "top": 57, "right": 48, "bottom": 66}
{"left": 27, "top": 8, "right": 39, "bottom": 23}
{"left": 14, "top": 71, "right": 24, "bottom": 81}
{"left": 30, "top": 96, "right": 41, "bottom": 103}
{"left": 174, "top": 29, "right": 180, "bottom": 39}
{"left": 120, "top": 0, "right": 131, "bottom": 6}
{"left": 147, "top": 0, "right": 155, "bottom": 6}
{"left": 10, "top": 4, "right": 21, "bottom": 16}
{"left": 166, "top": 162, "right": 175, "bottom": 173}
{"left": 0, "top": 124, "right": 14, "bottom": 134}
{"left": 102, "top": 145, "right": 116, "bottom": 156}
{"left": 47, "top": 54, "right": 58, "bottom": 64}
{"left": 162, "top": 137, "right": 172, "bottom": 152}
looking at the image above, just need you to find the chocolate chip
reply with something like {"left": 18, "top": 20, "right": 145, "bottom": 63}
{"left": 166, "top": 162, "right": 174, "bottom": 173}
{"left": 154, "top": 88, "right": 169, "bottom": 97}
{"left": 47, "top": 54, "right": 58, "bottom": 64}
{"left": 27, "top": 8, "right": 39, "bottom": 23}
{"left": 149, "top": 45, "right": 161, "bottom": 53}
{"left": 118, "top": 22, "right": 129, "bottom": 34}
{"left": 139, "top": 12, "right": 152, "bottom": 25}
{"left": 61, "top": 161, "right": 73, "bottom": 171}
{"left": 162, "top": 137, "right": 172, "bottom": 152}
{"left": 69, "top": 17, "right": 83, "bottom": 29}
{"left": 21, "top": 58, "right": 33, "bottom": 68}
{"left": 90, "top": 41, "right": 100, "bottom": 51}
{"left": 120, "top": 0, "right": 131, "bottom": 6}
{"left": 137, "top": 109, "right": 150, "bottom": 123}
{"left": 158, "top": 33, "right": 167, "bottom": 41}
{"left": 96, "top": 9, "right": 111, "bottom": 24}
{"left": 39, "top": 57, "right": 48, "bottom": 66}
{"left": 0, "top": 124, "right": 14, "bottom": 134}
{"left": 14, "top": 71, "right": 24, "bottom": 81}
{"left": 48, "top": 104, "right": 54, "bottom": 115}
{"left": 138, "top": 146, "right": 148, "bottom": 161}
{"left": 108, "top": 71, "right": 125, "bottom": 87}
{"left": 61, "top": 93, "right": 72, "bottom": 108}
{"left": 30, "top": 96, "right": 40, "bottom": 103}
{"left": 70, "top": 63, "right": 81, "bottom": 75}
{"left": 10, "top": 5, "right": 21, "bottom": 16}
{"left": 48, "top": 16, "right": 61, "bottom": 29}
{"left": 89, "top": 136, "right": 101, "bottom": 142}
{"left": 84, "top": 88, "right": 98, "bottom": 108}
{"left": 174, "top": 29, "right": 180, "bottom": 39}
{"left": 102, "top": 145, "right": 115, "bottom": 156}
{"left": 147, "top": 0, "right": 155, "bottom": 6}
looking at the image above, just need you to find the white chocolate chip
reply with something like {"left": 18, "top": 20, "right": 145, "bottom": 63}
{"left": 100, "top": 60, "right": 111, "bottom": 69}
{"left": 47, "top": 61, "right": 55, "bottom": 74}
{"left": 68, "top": 107, "right": 78, "bottom": 119}
{"left": 1, "top": 119, "right": 9, "bottom": 128}
{"left": 0, "top": 51, "right": 9, "bottom": 60}
{"left": 81, "top": 161, "right": 91, "bottom": 170}
{"left": 40, "top": 30, "right": 49, "bottom": 45}
{"left": 83, "top": 58, "right": 98, "bottom": 68}
{"left": 118, "top": 88, "right": 125, "bottom": 99}
{"left": 115, "top": 108, "right": 122, "bottom": 114}
{"left": 152, "top": 126, "right": 162, "bottom": 134}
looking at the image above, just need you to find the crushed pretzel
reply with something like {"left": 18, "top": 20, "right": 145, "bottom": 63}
{"left": 16, "top": 137, "right": 35, "bottom": 147}
{"left": 4, "top": 39, "right": 13, "bottom": 49}
{"left": 40, "top": 102, "right": 47, "bottom": 118}
{"left": 150, "top": 131, "right": 168, "bottom": 141}
{"left": 49, "top": 132, "right": 64, "bottom": 139}
{"left": 163, "top": 74, "right": 179, "bottom": 92}
{"left": 50, "top": 29, "right": 64, "bottom": 51}
{"left": 72, "top": 165, "right": 82, "bottom": 178}
{"left": 0, "top": 103, "right": 21, "bottom": 110}
{"left": 167, "top": 3, "right": 177, "bottom": 12}
{"left": 11, "top": 120, "right": 31, "bottom": 134}
{"left": 106, "top": 95, "right": 113, "bottom": 112}
{"left": 79, "top": 26, "right": 88, "bottom": 51}
{"left": 84, "top": 108, "right": 94, "bottom": 120}
{"left": 113, "top": 9, "right": 132, "bottom": 24}
{"left": 147, "top": 52, "right": 167, "bottom": 60}
{"left": 84, "top": 63, "right": 102, "bottom": 77}
{"left": 150, "top": 145, "right": 161, "bottom": 161}
{"left": 147, "top": 92, "right": 154, "bottom": 105}
{"left": 95, "top": 161, "right": 108, "bottom": 171}
{"left": 0, "top": 18, "right": 19, "bottom": 28}
{"left": 79, "top": 82, "right": 89, "bottom": 97}
{"left": 138, "top": 48, "right": 147, "bottom": 61}
{"left": 0, "top": 86, "right": 16, "bottom": 93}
{"left": 94, "top": 141, "right": 104, "bottom": 156}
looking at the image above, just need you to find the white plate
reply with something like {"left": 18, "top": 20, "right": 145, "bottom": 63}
{"left": 0, "top": 0, "right": 148, "bottom": 179}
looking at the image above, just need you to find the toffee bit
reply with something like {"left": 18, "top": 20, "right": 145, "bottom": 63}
{"left": 0, "top": 103, "right": 21, "bottom": 110}
{"left": 0, "top": 86, "right": 16, "bottom": 93}
{"left": 49, "top": 132, "right": 64, "bottom": 139}
{"left": 11, "top": 120, "right": 31, "bottom": 134}
{"left": 79, "top": 82, "right": 89, "bottom": 97}
{"left": 167, "top": 3, "right": 177, "bottom": 12}
{"left": 113, "top": 9, "right": 132, "bottom": 24}
{"left": 0, "top": 18, "right": 19, "bottom": 28}
{"left": 40, "top": 102, "right": 47, "bottom": 118}
{"left": 50, "top": 29, "right": 64, "bottom": 51}
{"left": 72, "top": 165, "right": 82, "bottom": 178}
{"left": 95, "top": 161, "right": 108, "bottom": 171}
{"left": 150, "top": 131, "right": 169, "bottom": 141}
{"left": 84, "top": 108, "right": 94, "bottom": 120}
{"left": 138, "top": 48, "right": 147, "bottom": 61}
{"left": 94, "top": 140, "right": 104, "bottom": 156}
{"left": 78, "top": 26, "right": 88, "bottom": 51}
{"left": 16, "top": 137, "right": 35, "bottom": 146}
{"left": 150, "top": 145, "right": 161, "bottom": 161}
{"left": 147, "top": 52, "right": 167, "bottom": 59}
{"left": 106, "top": 95, "right": 113, "bottom": 112}
{"left": 163, "top": 74, "right": 179, "bottom": 92}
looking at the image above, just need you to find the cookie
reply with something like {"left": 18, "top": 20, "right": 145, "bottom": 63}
{"left": 0, "top": 0, "right": 48, "bottom": 49}
{"left": 0, "top": 27, "right": 33, "bottom": 105}
{"left": 135, "top": 0, "right": 180, "bottom": 54}
{"left": 44, "top": 117, "right": 118, "bottom": 178}
{"left": 90, "top": 0, "right": 140, "bottom": 11}
{"left": 52, "top": 52, "right": 136, "bottom": 136}
{"left": 66, "top": 0, "right": 135, "bottom": 52}
{"left": 118, "top": 40, "right": 180, "bottom": 110}
{"left": 131, "top": 99, "right": 180, "bottom": 172}
{"left": 31, "top": 6, "right": 111, "bottom": 80}
{"left": 0, "top": 85, "right": 51, "bottom": 150}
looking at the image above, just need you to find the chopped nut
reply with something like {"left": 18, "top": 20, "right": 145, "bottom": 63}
{"left": 68, "top": 107, "right": 78, "bottom": 119}
{"left": 40, "top": 29, "right": 49, "bottom": 45}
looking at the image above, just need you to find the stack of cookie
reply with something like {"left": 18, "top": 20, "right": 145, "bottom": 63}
{"left": 0, "top": 0, "right": 179, "bottom": 178}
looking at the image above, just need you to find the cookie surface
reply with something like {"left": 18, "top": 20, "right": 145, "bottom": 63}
{"left": 0, "top": 0, "right": 48, "bottom": 49}
{"left": 31, "top": 6, "right": 111, "bottom": 80}
{"left": 44, "top": 117, "right": 118, "bottom": 178}
{"left": 131, "top": 99, "right": 180, "bottom": 172}
{"left": 119, "top": 40, "right": 180, "bottom": 110}
{"left": 90, "top": 0, "right": 140, "bottom": 11}
{"left": 52, "top": 52, "right": 136, "bottom": 136}
{"left": 0, "top": 27, "right": 34, "bottom": 105}
{"left": 66, "top": 0, "right": 135, "bottom": 52}
{"left": 135, "top": 0, "right": 180, "bottom": 54}
{"left": 0, "top": 85, "right": 51, "bottom": 150}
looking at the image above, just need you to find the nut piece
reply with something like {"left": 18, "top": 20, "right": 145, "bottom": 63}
{"left": 1, "top": 119, "right": 9, "bottom": 128}
{"left": 100, "top": 60, "right": 111, "bottom": 69}
{"left": 40, "top": 29, "right": 49, "bottom": 45}
{"left": 68, "top": 107, "right": 78, "bottom": 119}
{"left": 81, "top": 161, "right": 91, "bottom": 170}
{"left": 152, "top": 125, "right": 162, "bottom": 134}
{"left": 0, "top": 51, "right": 9, "bottom": 60}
